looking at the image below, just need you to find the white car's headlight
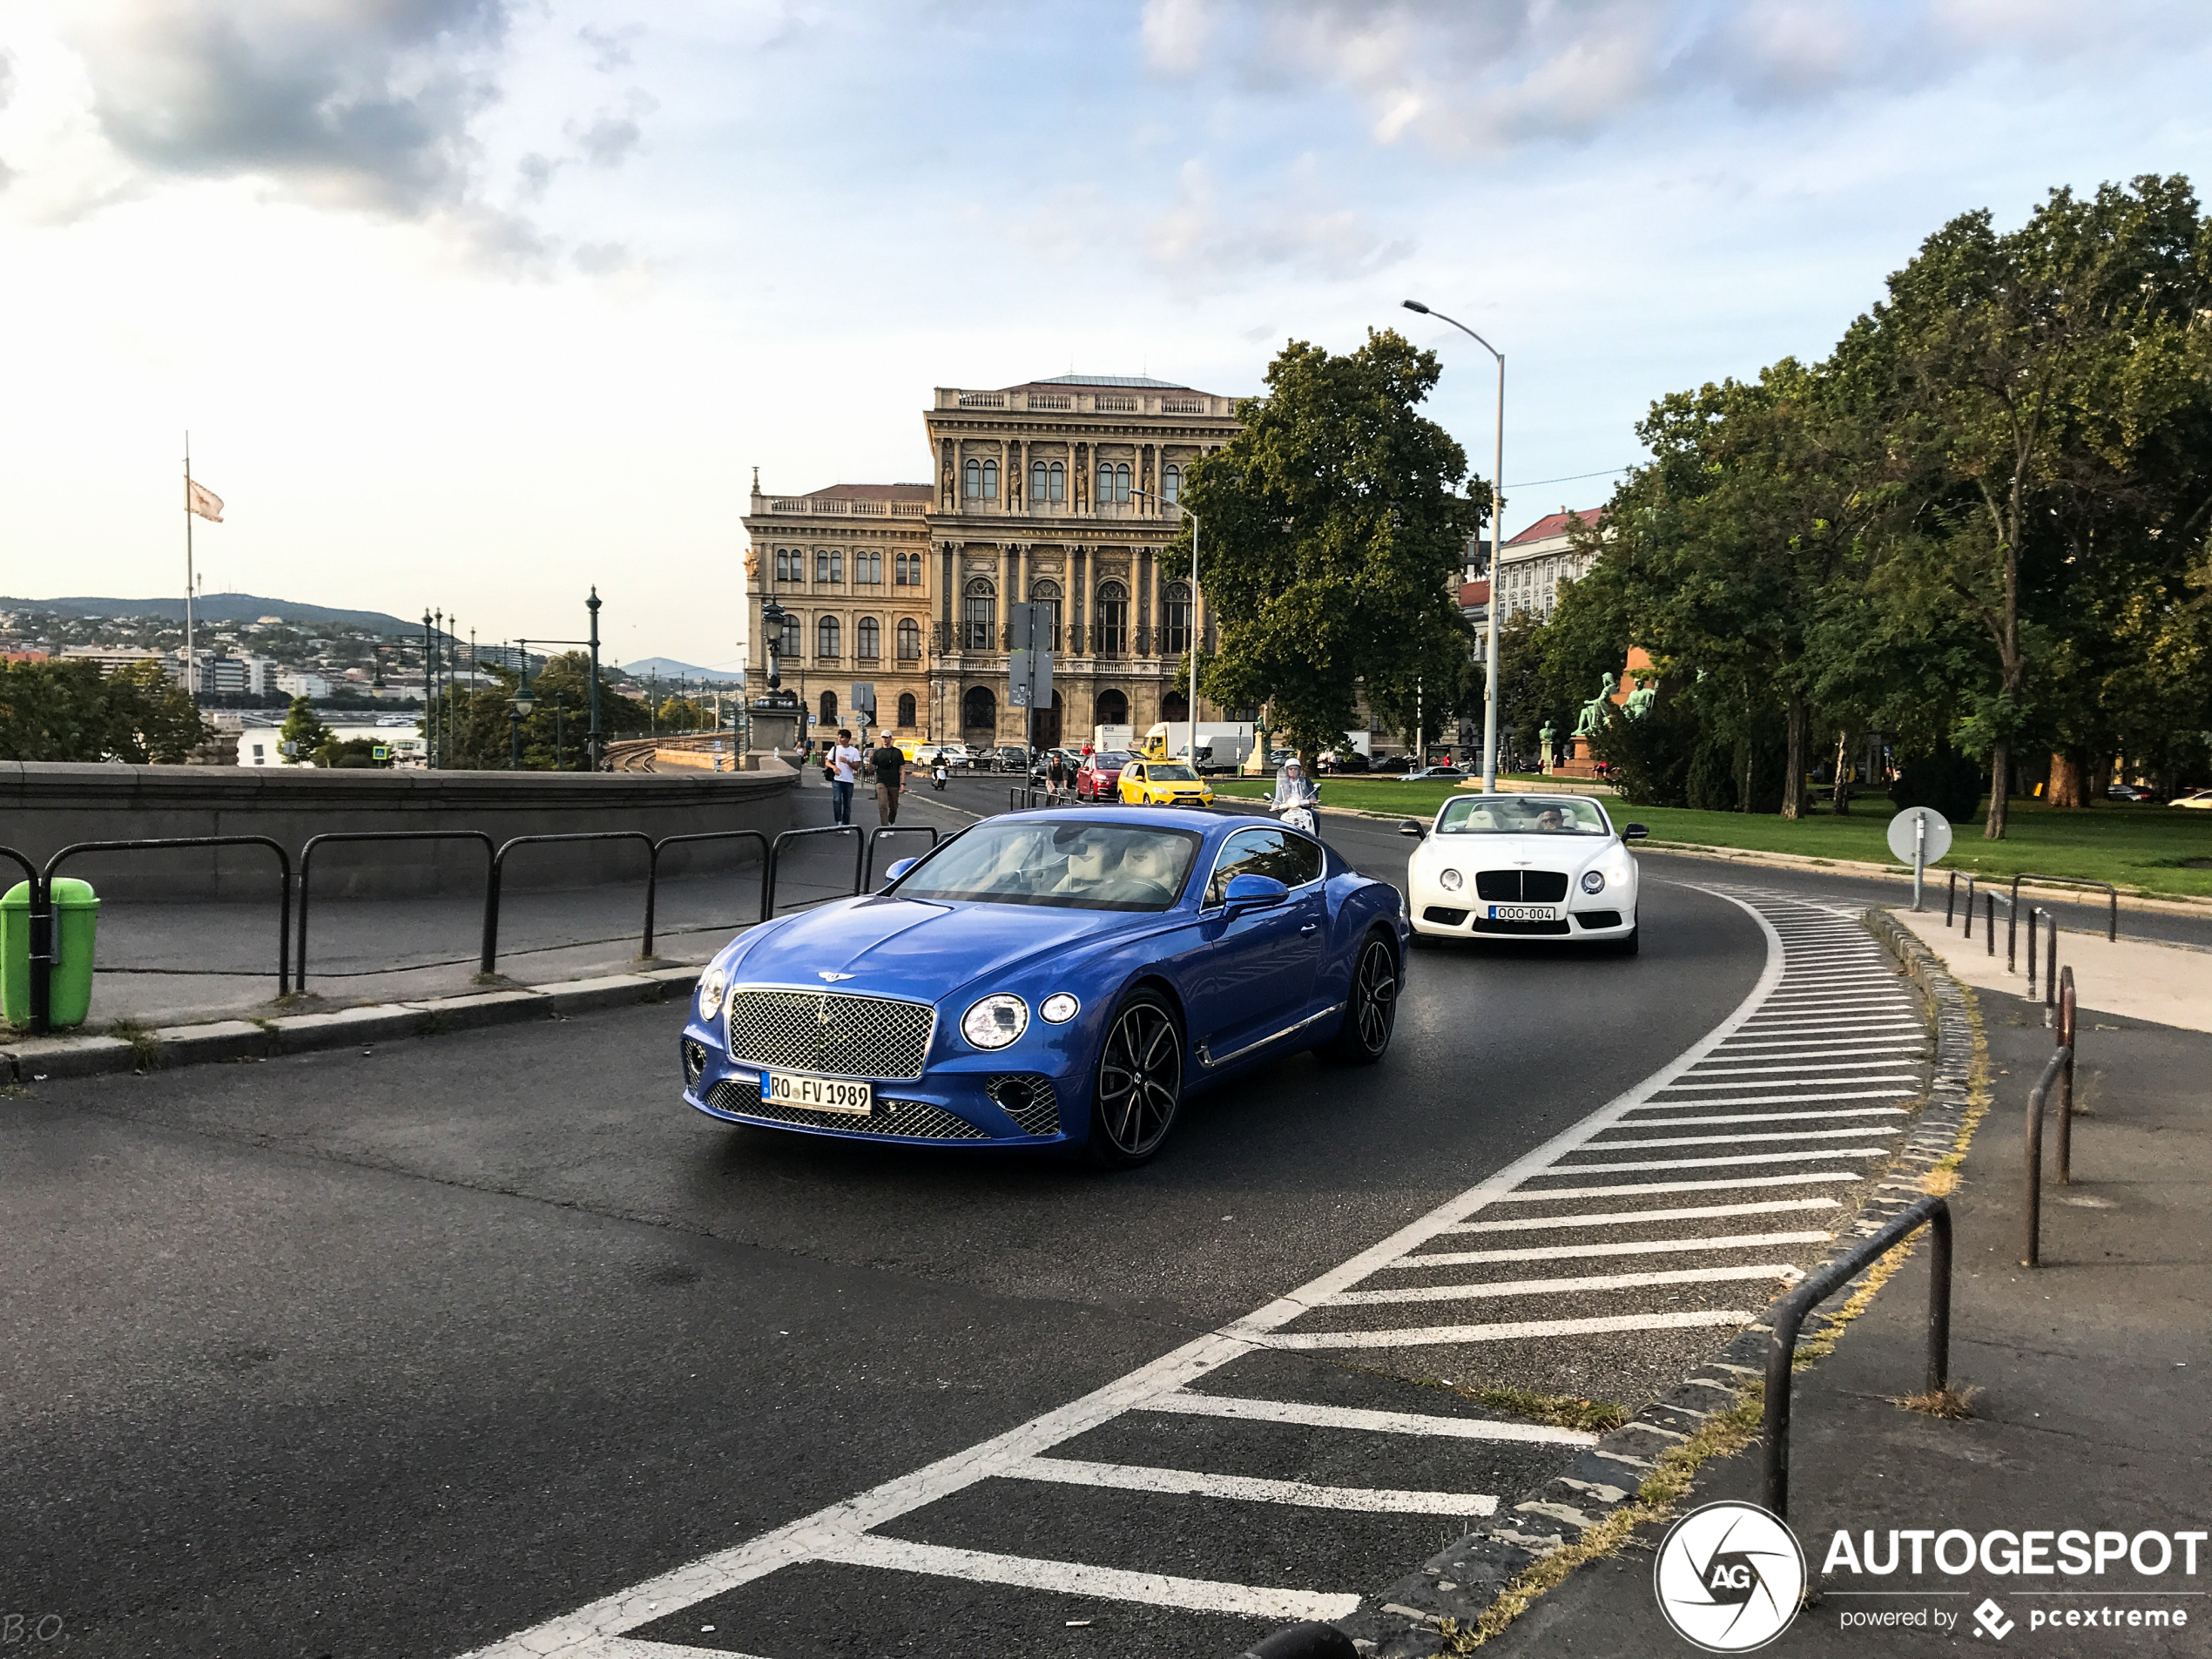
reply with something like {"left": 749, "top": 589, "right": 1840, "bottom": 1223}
{"left": 1040, "top": 993, "right": 1080, "bottom": 1024}
{"left": 698, "top": 966, "right": 728, "bottom": 1020}
{"left": 1581, "top": 870, "right": 1607, "bottom": 894}
{"left": 961, "top": 994, "right": 1029, "bottom": 1049}
{"left": 1439, "top": 867, "right": 1464, "bottom": 891}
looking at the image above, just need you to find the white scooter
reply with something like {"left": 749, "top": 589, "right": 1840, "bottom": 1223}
{"left": 931, "top": 763, "right": 948, "bottom": 792}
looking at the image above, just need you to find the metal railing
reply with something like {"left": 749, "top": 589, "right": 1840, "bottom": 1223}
{"left": 1, "top": 846, "right": 46, "bottom": 1031}
{"left": 2023, "top": 971, "right": 2080, "bottom": 1268}
{"left": 761, "top": 825, "right": 865, "bottom": 919}
{"left": 44, "top": 838, "right": 294, "bottom": 1022}
{"left": 1764, "top": 1193, "right": 1952, "bottom": 1521}
{"left": 2010, "top": 873, "right": 2118, "bottom": 942}
{"left": 481, "top": 832, "right": 655, "bottom": 974}
{"left": 862, "top": 826, "right": 940, "bottom": 891}
{"left": 297, "top": 831, "right": 495, "bottom": 992}
{"left": 643, "top": 830, "right": 771, "bottom": 953}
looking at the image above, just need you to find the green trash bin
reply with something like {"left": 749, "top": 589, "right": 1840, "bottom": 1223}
{"left": 1, "top": 879, "right": 100, "bottom": 1030}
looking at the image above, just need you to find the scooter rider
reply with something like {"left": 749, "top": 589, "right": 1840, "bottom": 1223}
{"left": 1271, "top": 756, "right": 1319, "bottom": 838}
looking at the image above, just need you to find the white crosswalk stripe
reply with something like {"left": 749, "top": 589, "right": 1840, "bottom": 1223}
{"left": 456, "top": 887, "right": 1930, "bottom": 1657}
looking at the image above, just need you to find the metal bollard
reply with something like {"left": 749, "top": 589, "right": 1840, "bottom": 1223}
{"left": 2007, "top": 896, "right": 2018, "bottom": 973}
{"left": 2027, "top": 908, "right": 2039, "bottom": 995}
{"left": 2045, "top": 922, "right": 2058, "bottom": 1022}
{"left": 1963, "top": 876, "right": 1977, "bottom": 937}
{"left": 1241, "top": 1623, "right": 1358, "bottom": 1659}
{"left": 1986, "top": 893, "right": 1995, "bottom": 955}
{"left": 2023, "top": 1045, "right": 2071, "bottom": 1267}
{"left": 1946, "top": 871, "right": 1957, "bottom": 925}
{"left": 2056, "top": 970, "right": 2077, "bottom": 1185}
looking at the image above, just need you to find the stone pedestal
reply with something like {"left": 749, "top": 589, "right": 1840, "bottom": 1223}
{"left": 1554, "top": 735, "right": 1602, "bottom": 779}
{"left": 747, "top": 704, "right": 801, "bottom": 758}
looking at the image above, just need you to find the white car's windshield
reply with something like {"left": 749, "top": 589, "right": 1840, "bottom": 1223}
{"left": 893, "top": 821, "right": 1201, "bottom": 910}
{"left": 1438, "top": 795, "right": 1610, "bottom": 835}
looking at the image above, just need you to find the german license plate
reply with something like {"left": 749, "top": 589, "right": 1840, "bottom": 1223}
{"left": 1487, "top": 904, "right": 1558, "bottom": 922}
{"left": 760, "top": 1071, "right": 873, "bottom": 1115}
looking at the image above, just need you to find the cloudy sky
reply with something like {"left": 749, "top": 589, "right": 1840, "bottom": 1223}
{"left": 3, "top": 1, "right": 2209, "bottom": 669}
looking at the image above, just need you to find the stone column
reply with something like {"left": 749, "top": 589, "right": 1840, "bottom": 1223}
{"left": 1137, "top": 546, "right": 1153, "bottom": 653}
{"left": 1072, "top": 546, "right": 1087, "bottom": 655}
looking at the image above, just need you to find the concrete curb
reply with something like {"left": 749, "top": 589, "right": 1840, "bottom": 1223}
{"left": 0, "top": 966, "right": 703, "bottom": 1083}
{"left": 1344, "top": 912, "right": 1977, "bottom": 1658}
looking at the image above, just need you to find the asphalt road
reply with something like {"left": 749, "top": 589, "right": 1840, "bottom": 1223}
{"left": 7, "top": 786, "right": 1939, "bottom": 1658}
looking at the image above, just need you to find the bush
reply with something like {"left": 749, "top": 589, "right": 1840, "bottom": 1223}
{"left": 1891, "top": 744, "right": 1983, "bottom": 824}
{"left": 1590, "top": 693, "right": 1696, "bottom": 806}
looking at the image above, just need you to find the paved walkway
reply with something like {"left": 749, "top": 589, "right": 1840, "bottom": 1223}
{"left": 1891, "top": 905, "right": 2212, "bottom": 1035}
{"left": 1480, "top": 968, "right": 2211, "bottom": 1656}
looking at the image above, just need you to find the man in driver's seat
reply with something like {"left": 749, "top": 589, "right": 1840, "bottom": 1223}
{"left": 1534, "top": 806, "right": 1566, "bottom": 833}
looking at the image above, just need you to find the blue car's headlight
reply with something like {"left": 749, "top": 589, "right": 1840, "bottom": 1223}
{"left": 1041, "top": 993, "right": 1080, "bottom": 1024}
{"left": 698, "top": 966, "right": 729, "bottom": 1020}
{"left": 961, "top": 994, "right": 1028, "bottom": 1050}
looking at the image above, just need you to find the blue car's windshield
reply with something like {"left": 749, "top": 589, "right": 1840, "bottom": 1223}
{"left": 894, "top": 820, "right": 1200, "bottom": 910}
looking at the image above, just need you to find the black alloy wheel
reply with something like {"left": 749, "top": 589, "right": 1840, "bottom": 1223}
{"left": 1323, "top": 933, "right": 1399, "bottom": 1064}
{"left": 1085, "top": 990, "right": 1184, "bottom": 1167}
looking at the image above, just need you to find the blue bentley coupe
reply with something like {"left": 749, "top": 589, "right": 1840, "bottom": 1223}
{"left": 679, "top": 808, "right": 1409, "bottom": 1166}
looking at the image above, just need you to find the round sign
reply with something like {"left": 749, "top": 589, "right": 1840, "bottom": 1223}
{"left": 1653, "top": 1501, "right": 1805, "bottom": 1652}
{"left": 1885, "top": 806, "right": 1952, "bottom": 867}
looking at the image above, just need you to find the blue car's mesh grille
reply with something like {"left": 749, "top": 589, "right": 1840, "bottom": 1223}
{"left": 985, "top": 1074, "right": 1061, "bottom": 1136}
{"left": 724, "top": 988, "right": 934, "bottom": 1080}
{"left": 705, "top": 1078, "right": 987, "bottom": 1140}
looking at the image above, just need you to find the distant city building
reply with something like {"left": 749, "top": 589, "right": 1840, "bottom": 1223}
{"left": 277, "top": 671, "right": 331, "bottom": 698}
{"left": 1496, "top": 509, "right": 1605, "bottom": 623}
{"left": 238, "top": 720, "right": 424, "bottom": 767}
{"left": 59, "top": 644, "right": 167, "bottom": 677}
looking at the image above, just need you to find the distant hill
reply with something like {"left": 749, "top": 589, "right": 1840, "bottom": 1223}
{"left": 622, "top": 656, "right": 745, "bottom": 685}
{"left": 0, "top": 592, "right": 420, "bottom": 635}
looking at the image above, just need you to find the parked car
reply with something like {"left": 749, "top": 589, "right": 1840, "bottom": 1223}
{"left": 2106, "top": 783, "right": 2165, "bottom": 803}
{"left": 919, "top": 742, "right": 977, "bottom": 769}
{"left": 1406, "top": 765, "right": 1467, "bottom": 781}
{"left": 1076, "top": 751, "right": 1131, "bottom": 801}
{"left": 1371, "top": 755, "right": 1413, "bottom": 774}
{"left": 2173, "top": 788, "right": 2212, "bottom": 811}
{"left": 1322, "top": 752, "right": 1372, "bottom": 774}
{"left": 986, "top": 745, "right": 1032, "bottom": 773}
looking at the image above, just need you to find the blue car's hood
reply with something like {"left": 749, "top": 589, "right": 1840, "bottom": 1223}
{"left": 725, "top": 895, "right": 1149, "bottom": 1001}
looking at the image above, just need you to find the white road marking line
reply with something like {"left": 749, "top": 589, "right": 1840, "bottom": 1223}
{"left": 564, "top": 1642, "right": 773, "bottom": 1659}
{"left": 815, "top": 1535, "right": 1363, "bottom": 1624}
{"left": 1706, "top": 1041, "right": 1924, "bottom": 1057}
{"left": 1392, "top": 1231, "right": 1833, "bottom": 1266}
{"left": 1441, "top": 1198, "right": 1842, "bottom": 1233}
{"left": 1008, "top": 1456, "right": 1500, "bottom": 1516}
{"left": 1681, "top": 1059, "right": 1925, "bottom": 1076}
{"left": 1329, "top": 1264, "right": 1796, "bottom": 1305}
{"left": 1636, "top": 1089, "right": 1917, "bottom": 1108}
{"left": 1586, "top": 1126, "right": 1902, "bottom": 1150}
{"left": 1623, "top": 1108, "right": 1909, "bottom": 1127}
{"left": 1737, "top": 1018, "right": 1925, "bottom": 1033}
{"left": 1545, "top": 1148, "right": 1882, "bottom": 1173}
{"left": 1139, "top": 1390, "right": 1597, "bottom": 1446}
{"left": 1261, "top": 1309, "right": 1753, "bottom": 1351}
{"left": 1654, "top": 1073, "right": 1919, "bottom": 1090}
{"left": 1493, "top": 1172, "right": 1859, "bottom": 1201}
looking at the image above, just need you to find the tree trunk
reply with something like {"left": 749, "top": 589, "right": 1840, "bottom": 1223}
{"left": 1780, "top": 695, "right": 1806, "bottom": 819}
{"left": 1985, "top": 741, "right": 2010, "bottom": 839}
{"left": 2048, "top": 751, "right": 2089, "bottom": 808}
{"left": 1831, "top": 730, "right": 1851, "bottom": 815}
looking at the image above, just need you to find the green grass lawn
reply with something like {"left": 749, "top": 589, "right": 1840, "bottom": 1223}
{"left": 1212, "top": 777, "right": 2212, "bottom": 899}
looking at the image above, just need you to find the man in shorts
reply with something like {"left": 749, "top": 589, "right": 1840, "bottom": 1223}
{"left": 870, "top": 733, "right": 907, "bottom": 825}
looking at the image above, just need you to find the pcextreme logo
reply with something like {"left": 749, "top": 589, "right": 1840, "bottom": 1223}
{"left": 1654, "top": 1501, "right": 1808, "bottom": 1652}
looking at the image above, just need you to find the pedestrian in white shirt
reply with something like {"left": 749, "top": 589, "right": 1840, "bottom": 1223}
{"left": 829, "top": 728, "right": 862, "bottom": 826}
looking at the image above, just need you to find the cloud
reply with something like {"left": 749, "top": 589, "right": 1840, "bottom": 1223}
{"left": 577, "top": 24, "right": 641, "bottom": 74}
{"left": 570, "top": 94, "right": 656, "bottom": 169}
{"left": 1145, "top": 159, "right": 1412, "bottom": 287}
{"left": 65, "top": 0, "right": 513, "bottom": 216}
{"left": 1136, "top": 0, "right": 2202, "bottom": 154}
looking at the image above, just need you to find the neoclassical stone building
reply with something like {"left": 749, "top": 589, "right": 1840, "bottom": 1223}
{"left": 743, "top": 374, "right": 1241, "bottom": 748}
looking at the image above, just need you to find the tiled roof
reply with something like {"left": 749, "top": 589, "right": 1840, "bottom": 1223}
{"left": 1506, "top": 507, "right": 1605, "bottom": 547}
{"left": 804, "top": 483, "right": 934, "bottom": 502}
{"left": 1029, "top": 374, "right": 1193, "bottom": 389}
{"left": 1459, "top": 580, "right": 1491, "bottom": 607}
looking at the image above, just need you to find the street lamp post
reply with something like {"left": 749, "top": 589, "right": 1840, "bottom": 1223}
{"left": 1403, "top": 299, "right": 1505, "bottom": 794}
{"left": 1130, "top": 487, "right": 1199, "bottom": 772}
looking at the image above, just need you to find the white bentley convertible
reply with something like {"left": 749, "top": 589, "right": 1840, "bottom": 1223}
{"left": 1399, "top": 792, "right": 1646, "bottom": 952}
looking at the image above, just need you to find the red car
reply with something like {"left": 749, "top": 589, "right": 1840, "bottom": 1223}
{"left": 1075, "top": 751, "right": 1131, "bottom": 801}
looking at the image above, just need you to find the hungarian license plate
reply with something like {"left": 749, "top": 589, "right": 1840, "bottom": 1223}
{"left": 760, "top": 1070, "right": 873, "bottom": 1115}
{"left": 1487, "top": 904, "right": 1558, "bottom": 922}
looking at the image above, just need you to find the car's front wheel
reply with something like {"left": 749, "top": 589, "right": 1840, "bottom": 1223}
{"left": 1322, "top": 931, "right": 1399, "bottom": 1064}
{"left": 1084, "top": 989, "right": 1184, "bottom": 1168}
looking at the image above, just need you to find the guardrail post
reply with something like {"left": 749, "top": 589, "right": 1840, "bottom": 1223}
{"left": 2006, "top": 894, "right": 2018, "bottom": 972}
{"left": 1946, "top": 872, "right": 1957, "bottom": 926}
{"left": 2023, "top": 1044, "right": 2071, "bottom": 1266}
{"left": 1, "top": 849, "right": 47, "bottom": 1035}
{"left": 2045, "top": 922, "right": 2058, "bottom": 1022}
{"left": 1764, "top": 1194, "right": 1952, "bottom": 1522}
{"left": 2055, "top": 970, "right": 2077, "bottom": 1184}
{"left": 2026, "top": 908, "right": 2038, "bottom": 995}
{"left": 1962, "top": 875, "right": 1976, "bottom": 938}
{"left": 41, "top": 837, "right": 293, "bottom": 1011}
{"left": 1984, "top": 892, "right": 1995, "bottom": 955}
{"left": 298, "top": 831, "right": 496, "bottom": 993}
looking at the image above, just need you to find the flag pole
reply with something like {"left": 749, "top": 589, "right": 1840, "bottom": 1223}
{"left": 184, "top": 432, "right": 196, "bottom": 699}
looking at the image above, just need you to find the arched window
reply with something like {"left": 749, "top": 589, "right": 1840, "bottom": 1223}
{"left": 1049, "top": 460, "right": 1064, "bottom": 502}
{"left": 961, "top": 685, "right": 996, "bottom": 736}
{"left": 897, "top": 617, "right": 921, "bottom": 660}
{"left": 1115, "top": 462, "right": 1130, "bottom": 502}
{"left": 894, "top": 550, "right": 921, "bottom": 585}
{"left": 981, "top": 459, "right": 998, "bottom": 499}
{"left": 855, "top": 617, "right": 880, "bottom": 660}
{"left": 1030, "top": 460, "right": 1048, "bottom": 502}
{"left": 1096, "top": 580, "right": 1128, "bottom": 654}
{"left": 773, "top": 548, "right": 793, "bottom": 582}
{"left": 1163, "top": 581, "right": 1192, "bottom": 654}
{"left": 1029, "top": 578, "right": 1062, "bottom": 649}
{"left": 1163, "top": 463, "right": 1181, "bottom": 504}
{"left": 963, "top": 459, "right": 981, "bottom": 500}
{"left": 1096, "top": 460, "right": 1112, "bottom": 503}
{"left": 857, "top": 549, "right": 881, "bottom": 584}
{"left": 1096, "top": 688, "right": 1129, "bottom": 727}
{"left": 897, "top": 691, "right": 917, "bottom": 728}
{"left": 817, "top": 616, "right": 840, "bottom": 659}
{"left": 819, "top": 691, "right": 838, "bottom": 723}
{"left": 779, "top": 612, "right": 801, "bottom": 658}
{"left": 1162, "top": 691, "right": 1189, "bottom": 723}
{"left": 962, "top": 577, "right": 996, "bottom": 651}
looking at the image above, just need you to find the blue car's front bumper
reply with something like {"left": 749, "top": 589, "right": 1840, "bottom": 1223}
{"left": 679, "top": 1021, "right": 1082, "bottom": 1148}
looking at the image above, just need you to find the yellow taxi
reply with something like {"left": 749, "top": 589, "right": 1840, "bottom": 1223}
{"left": 1116, "top": 759, "right": 1215, "bottom": 808}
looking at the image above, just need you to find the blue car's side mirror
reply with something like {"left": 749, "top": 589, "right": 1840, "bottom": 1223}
{"left": 1222, "top": 872, "right": 1290, "bottom": 915}
{"left": 883, "top": 857, "right": 921, "bottom": 882}
{"left": 1622, "top": 824, "right": 1649, "bottom": 841}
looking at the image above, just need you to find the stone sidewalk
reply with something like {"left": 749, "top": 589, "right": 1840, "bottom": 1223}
{"left": 1892, "top": 904, "right": 2212, "bottom": 1036}
{"left": 1468, "top": 962, "right": 2211, "bottom": 1656}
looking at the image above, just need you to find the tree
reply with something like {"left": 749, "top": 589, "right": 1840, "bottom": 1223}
{"left": 0, "top": 659, "right": 206, "bottom": 764}
{"left": 280, "top": 696, "right": 334, "bottom": 763}
{"left": 1182, "top": 331, "right": 1486, "bottom": 769}
{"left": 107, "top": 660, "right": 209, "bottom": 762}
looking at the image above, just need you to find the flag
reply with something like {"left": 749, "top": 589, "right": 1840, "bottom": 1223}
{"left": 186, "top": 478, "right": 224, "bottom": 522}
